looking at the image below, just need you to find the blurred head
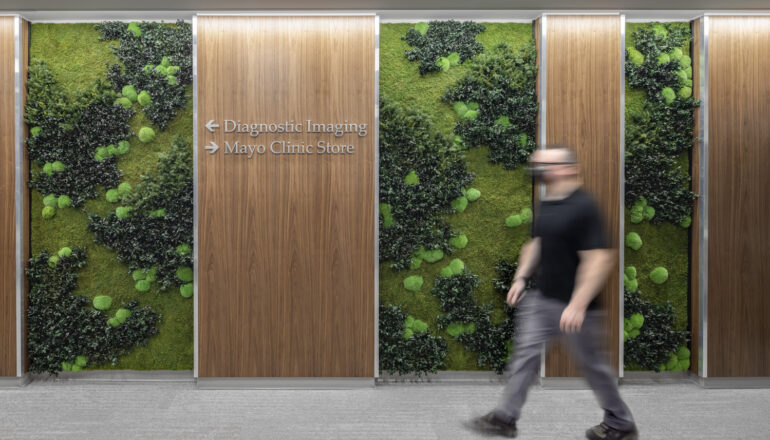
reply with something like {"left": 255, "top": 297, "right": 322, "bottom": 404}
{"left": 528, "top": 145, "right": 579, "bottom": 184}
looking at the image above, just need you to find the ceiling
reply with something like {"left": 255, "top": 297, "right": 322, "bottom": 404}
{"left": 2, "top": 0, "right": 770, "bottom": 11}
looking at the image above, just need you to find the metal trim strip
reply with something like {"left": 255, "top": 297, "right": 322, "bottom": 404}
{"left": 698, "top": 15, "right": 709, "bottom": 378}
{"left": 618, "top": 13, "right": 626, "bottom": 378}
{"left": 192, "top": 14, "right": 199, "bottom": 379}
{"left": 373, "top": 14, "right": 380, "bottom": 379}
{"left": 14, "top": 14, "right": 24, "bottom": 378}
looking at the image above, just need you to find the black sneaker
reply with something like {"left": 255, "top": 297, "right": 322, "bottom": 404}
{"left": 585, "top": 422, "right": 638, "bottom": 440}
{"left": 465, "top": 411, "right": 518, "bottom": 438}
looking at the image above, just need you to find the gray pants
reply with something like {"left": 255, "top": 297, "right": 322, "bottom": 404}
{"left": 494, "top": 290, "right": 636, "bottom": 431}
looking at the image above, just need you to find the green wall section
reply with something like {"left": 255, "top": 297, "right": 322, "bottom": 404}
{"left": 624, "top": 22, "right": 692, "bottom": 358}
{"left": 380, "top": 23, "right": 533, "bottom": 370}
{"left": 29, "top": 23, "right": 193, "bottom": 370}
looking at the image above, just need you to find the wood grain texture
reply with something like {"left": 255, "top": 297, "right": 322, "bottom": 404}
{"left": 544, "top": 15, "right": 621, "bottom": 377}
{"left": 707, "top": 16, "right": 770, "bottom": 377}
{"left": 21, "top": 18, "right": 29, "bottom": 373}
{"left": 0, "top": 16, "right": 16, "bottom": 377}
{"left": 689, "top": 18, "right": 701, "bottom": 375}
{"left": 197, "top": 16, "right": 375, "bottom": 377}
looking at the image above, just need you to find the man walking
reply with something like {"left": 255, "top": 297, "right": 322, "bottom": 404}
{"left": 469, "top": 146, "right": 638, "bottom": 439}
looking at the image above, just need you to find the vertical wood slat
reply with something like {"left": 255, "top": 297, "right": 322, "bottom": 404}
{"left": 707, "top": 16, "right": 770, "bottom": 377}
{"left": 0, "top": 16, "right": 16, "bottom": 377}
{"left": 689, "top": 17, "right": 701, "bottom": 375}
{"left": 197, "top": 16, "right": 375, "bottom": 378}
{"left": 544, "top": 15, "right": 622, "bottom": 377}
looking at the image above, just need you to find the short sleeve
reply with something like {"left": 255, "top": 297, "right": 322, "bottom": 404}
{"left": 576, "top": 198, "right": 607, "bottom": 250}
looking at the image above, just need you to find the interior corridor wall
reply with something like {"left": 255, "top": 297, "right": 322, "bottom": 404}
{"left": 0, "top": 16, "right": 28, "bottom": 379}
{"left": 543, "top": 14, "right": 622, "bottom": 377}
{"left": 705, "top": 15, "right": 770, "bottom": 377}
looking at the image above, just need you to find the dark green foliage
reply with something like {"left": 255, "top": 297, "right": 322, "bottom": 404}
{"left": 25, "top": 61, "right": 132, "bottom": 207}
{"left": 379, "top": 304, "right": 448, "bottom": 376}
{"left": 443, "top": 42, "right": 538, "bottom": 169}
{"left": 624, "top": 135, "right": 696, "bottom": 225}
{"left": 623, "top": 288, "right": 688, "bottom": 371}
{"left": 432, "top": 271, "right": 513, "bottom": 373}
{"left": 88, "top": 136, "right": 193, "bottom": 291}
{"left": 403, "top": 20, "right": 485, "bottom": 75}
{"left": 625, "top": 23, "right": 698, "bottom": 224}
{"left": 26, "top": 248, "right": 160, "bottom": 374}
{"left": 96, "top": 21, "right": 192, "bottom": 129}
{"left": 492, "top": 258, "right": 537, "bottom": 294}
{"left": 626, "top": 24, "right": 690, "bottom": 96}
{"left": 378, "top": 97, "right": 473, "bottom": 270}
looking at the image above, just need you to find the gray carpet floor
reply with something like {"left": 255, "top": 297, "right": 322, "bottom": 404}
{"left": 1, "top": 380, "right": 769, "bottom": 439}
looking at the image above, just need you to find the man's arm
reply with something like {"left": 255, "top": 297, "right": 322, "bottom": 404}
{"left": 560, "top": 248, "right": 616, "bottom": 332}
{"left": 514, "top": 237, "right": 541, "bottom": 281}
{"left": 506, "top": 237, "right": 541, "bottom": 306}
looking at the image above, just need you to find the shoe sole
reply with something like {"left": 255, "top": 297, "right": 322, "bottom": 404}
{"left": 462, "top": 420, "right": 518, "bottom": 438}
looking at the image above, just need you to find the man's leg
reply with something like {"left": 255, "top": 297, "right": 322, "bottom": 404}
{"left": 565, "top": 311, "right": 636, "bottom": 432}
{"left": 494, "top": 290, "right": 560, "bottom": 422}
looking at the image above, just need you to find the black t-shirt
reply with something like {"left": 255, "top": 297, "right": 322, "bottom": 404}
{"left": 531, "top": 188, "right": 607, "bottom": 309}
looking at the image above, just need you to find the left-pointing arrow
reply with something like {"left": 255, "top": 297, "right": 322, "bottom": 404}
{"left": 205, "top": 142, "right": 219, "bottom": 154}
{"left": 205, "top": 119, "right": 220, "bottom": 132}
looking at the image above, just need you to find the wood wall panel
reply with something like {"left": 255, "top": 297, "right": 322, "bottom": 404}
{"left": 689, "top": 18, "right": 701, "bottom": 375}
{"left": 544, "top": 15, "right": 621, "bottom": 377}
{"left": 197, "top": 16, "right": 375, "bottom": 377}
{"left": 1, "top": 16, "right": 17, "bottom": 377}
{"left": 21, "top": 18, "right": 28, "bottom": 373}
{"left": 707, "top": 16, "right": 770, "bottom": 377}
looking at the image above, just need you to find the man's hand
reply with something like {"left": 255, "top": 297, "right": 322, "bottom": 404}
{"left": 560, "top": 303, "right": 586, "bottom": 333}
{"left": 506, "top": 278, "right": 527, "bottom": 307}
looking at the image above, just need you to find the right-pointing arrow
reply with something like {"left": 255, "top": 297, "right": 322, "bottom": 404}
{"left": 205, "top": 141, "right": 219, "bottom": 154}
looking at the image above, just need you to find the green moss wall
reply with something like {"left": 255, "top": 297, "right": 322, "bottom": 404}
{"left": 624, "top": 22, "right": 693, "bottom": 369}
{"left": 379, "top": 23, "right": 533, "bottom": 370}
{"left": 29, "top": 23, "right": 193, "bottom": 370}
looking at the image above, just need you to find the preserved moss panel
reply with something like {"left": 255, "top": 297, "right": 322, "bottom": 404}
{"left": 380, "top": 23, "right": 533, "bottom": 371}
{"left": 623, "top": 22, "right": 694, "bottom": 370}
{"left": 28, "top": 23, "right": 193, "bottom": 370}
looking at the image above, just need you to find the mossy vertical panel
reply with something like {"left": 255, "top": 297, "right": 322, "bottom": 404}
{"left": 26, "top": 22, "right": 194, "bottom": 371}
{"left": 690, "top": 17, "right": 701, "bottom": 375}
{"left": 378, "top": 22, "right": 534, "bottom": 372}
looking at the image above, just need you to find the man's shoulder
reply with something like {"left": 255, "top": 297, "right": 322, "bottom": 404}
{"left": 569, "top": 188, "right": 599, "bottom": 207}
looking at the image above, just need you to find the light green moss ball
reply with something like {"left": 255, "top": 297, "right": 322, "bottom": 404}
{"left": 505, "top": 215, "right": 522, "bottom": 228}
{"left": 180, "top": 283, "right": 194, "bottom": 298}
{"left": 57, "top": 195, "right": 71, "bottom": 209}
{"left": 93, "top": 295, "right": 112, "bottom": 311}
{"left": 42, "top": 206, "right": 56, "bottom": 219}
{"left": 404, "top": 170, "right": 419, "bottom": 185}
{"left": 625, "top": 232, "right": 643, "bottom": 250}
{"left": 449, "top": 234, "right": 468, "bottom": 249}
{"left": 137, "top": 90, "right": 151, "bottom": 107}
{"left": 403, "top": 275, "right": 424, "bottom": 292}
{"left": 115, "top": 308, "right": 131, "bottom": 323}
{"left": 451, "top": 197, "right": 468, "bottom": 213}
{"left": 176, "top": 266, "right": 194, "bottom": 282}
{"left": 106, "top": 189, "right": 120, "bottom": 203}
{"left": 650, "top": 266, "right": 669, "bottom": 284}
